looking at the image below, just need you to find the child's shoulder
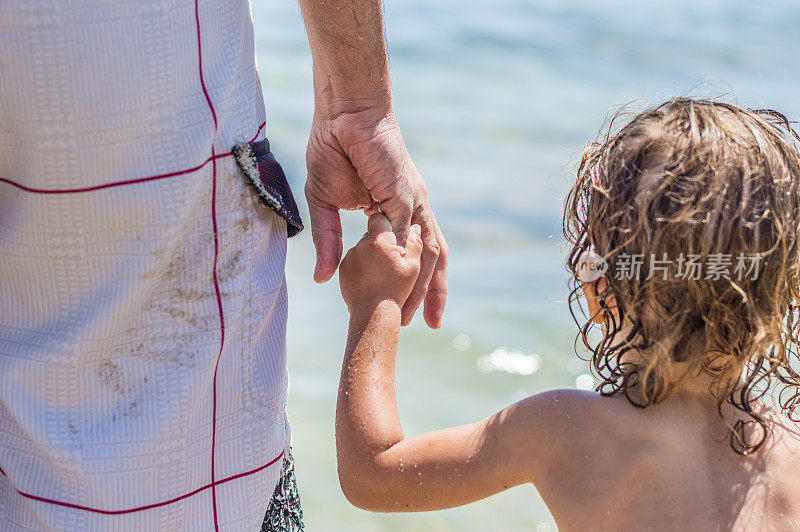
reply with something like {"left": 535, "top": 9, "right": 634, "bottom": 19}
{"left": 519, "top": 388, "right": 643, "bottom": 436}
{"left": 519, "top": 388, "right": 671, "bottom": 479}
{"left": 505, "top": 389, "right": 651, "bottom": 475}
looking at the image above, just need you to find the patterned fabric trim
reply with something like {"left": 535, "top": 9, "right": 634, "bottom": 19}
{"left": 233, "top": 138, "right": 304, "bottom": 237}
{"left": 261, "top": 448, "right": 305, "bottom": 531}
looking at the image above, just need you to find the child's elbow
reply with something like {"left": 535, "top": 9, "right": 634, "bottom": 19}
{"left": 338, "top": 465, "right": 375, "bottom": 510}
{"left": 339, "top": 477, "right": 374, "bottom": 511}
{"left": 337, "top": 463, "right": 393, "bottom": 512}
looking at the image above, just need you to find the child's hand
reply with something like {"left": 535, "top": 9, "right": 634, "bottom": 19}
{"left": 339, "top": 213, "right": 423, "bottom": 312}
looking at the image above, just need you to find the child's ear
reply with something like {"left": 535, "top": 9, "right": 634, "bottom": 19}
{"left": 582, "top": 277, "right": 608, "bottom": 324}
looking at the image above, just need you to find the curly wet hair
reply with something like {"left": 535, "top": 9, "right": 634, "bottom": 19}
{"left": 564, "top": 97, "right": 800, "bottom": 454}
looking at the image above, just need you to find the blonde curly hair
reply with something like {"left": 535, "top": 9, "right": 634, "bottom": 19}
{"left": 564, "top": 98, "right": 800, "bottom": 454}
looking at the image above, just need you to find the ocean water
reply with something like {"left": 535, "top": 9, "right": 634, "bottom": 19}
{"left": 251, "top": 1, "right": 800, "bottom": 530}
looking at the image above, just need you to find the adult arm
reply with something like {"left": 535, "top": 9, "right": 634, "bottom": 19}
{"left": 298, "top": 0, "right": 448, "bottom": 328}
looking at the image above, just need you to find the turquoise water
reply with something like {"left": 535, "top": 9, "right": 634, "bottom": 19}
{"left": 252, "top": 1, "right": 800, "bottom": 529}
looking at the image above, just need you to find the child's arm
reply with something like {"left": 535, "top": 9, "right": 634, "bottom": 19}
{"left": 336, "top": 214, "right": 567, "bottom": 512}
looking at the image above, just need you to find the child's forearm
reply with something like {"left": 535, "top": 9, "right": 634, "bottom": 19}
{"left": 336, "top": 299, "right": 404, "bottom": 492}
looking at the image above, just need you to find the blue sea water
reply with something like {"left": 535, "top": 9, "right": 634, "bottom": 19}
{"left": 252, "top": 1, "right": 800, "bottom": 529}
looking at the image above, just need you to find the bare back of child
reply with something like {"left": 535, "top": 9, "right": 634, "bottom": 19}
{"left": 335, "top": 99, "right": 800, "bottom": 531}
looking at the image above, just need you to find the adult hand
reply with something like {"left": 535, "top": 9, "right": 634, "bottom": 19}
{"left": 305, "top": 105, "right": 448, "bottom": 328}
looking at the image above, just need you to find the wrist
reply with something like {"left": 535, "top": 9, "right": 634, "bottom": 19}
{"left": 349, "top": 297, "right": 402, "bottom": 322}
{"left": 312, "top": 65, "right": 392, "bottom": 120}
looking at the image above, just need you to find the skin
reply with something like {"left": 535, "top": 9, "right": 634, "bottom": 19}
{"left": 337, "top": 214, "right": 800, "bottom": 530}
{"left": 299, "top": 0, "right": 448, "bottom": 328}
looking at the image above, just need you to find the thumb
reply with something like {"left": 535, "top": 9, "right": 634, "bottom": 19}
{"left": 308, "top": 200, "right": 343, "bottom": 283}
{"left": 367, "top": 212, "right": 394, "bottom": 242}
{"left": 405, "top": 224, "right": 424, "bottom": 260}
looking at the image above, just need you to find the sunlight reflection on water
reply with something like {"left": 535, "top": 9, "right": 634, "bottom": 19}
{"left": 478, "top": 348, "right": 543, "bottom": 376}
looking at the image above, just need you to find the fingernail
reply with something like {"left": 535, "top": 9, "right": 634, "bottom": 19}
{"left": 411, "top": 224, "right": 422, "bottom": 235}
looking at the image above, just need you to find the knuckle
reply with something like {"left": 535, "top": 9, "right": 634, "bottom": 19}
{"left": 378, "top": 243, "right": 395, "bottom": 258}
{"left": 436, "top": 247, "right": 448, "bottom": 267}
{"left": 379, "top": 193, "right": 411, "bottom": 215}
{"left": 411, "top": 202, "right": 428, "bottom": 220}
{"left": 432, "top": 235, "right": 448, "bottom": 264}
{"left": 423, "top": 241, "right": 440, "bottom": 259}
{"left": 437, "top": 237, "right": 449, "bottom": 256}
{"left": 304, "top": 180, "right": 320, "bottom": 203}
